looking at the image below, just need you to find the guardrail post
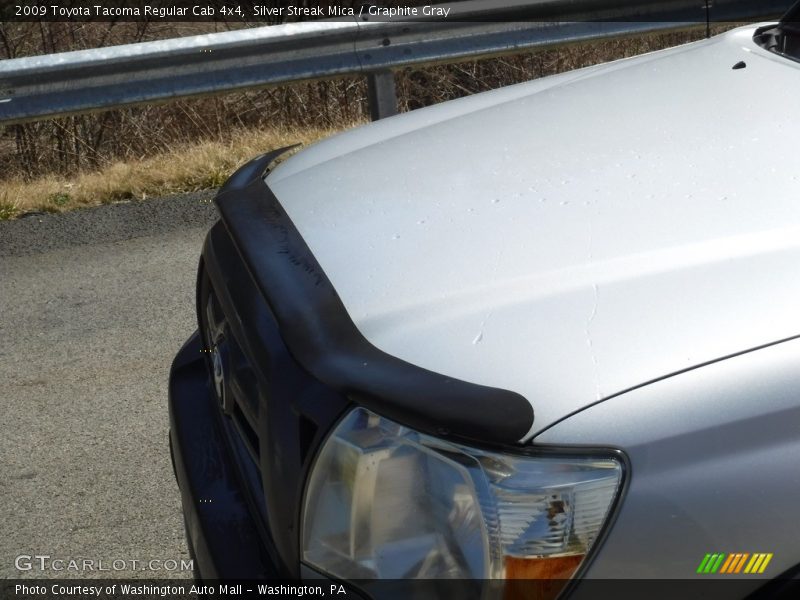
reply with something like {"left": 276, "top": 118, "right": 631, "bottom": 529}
{"left": 366, "top": 70, "right": 398, "bottom": 120}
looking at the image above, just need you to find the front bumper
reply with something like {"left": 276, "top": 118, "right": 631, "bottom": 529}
{"left": 168, "top": 331, "right": 277, "bottom": 579}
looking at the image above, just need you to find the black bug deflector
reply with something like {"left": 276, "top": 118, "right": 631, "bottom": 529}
{"left": 213, "top": 149, "right": 534, "bottom": 445}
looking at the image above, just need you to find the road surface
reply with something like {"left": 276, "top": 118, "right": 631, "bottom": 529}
{"left": 0, "top": 193, "right": 218, "bottom": 579}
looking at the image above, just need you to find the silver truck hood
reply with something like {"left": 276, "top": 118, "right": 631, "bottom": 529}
{"left": 267, "top": 26, "right": 800, "bottom": 441}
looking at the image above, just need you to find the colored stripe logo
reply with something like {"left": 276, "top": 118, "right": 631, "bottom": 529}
{"left": 697, "top": 553, "right": 773, "bottom": 574}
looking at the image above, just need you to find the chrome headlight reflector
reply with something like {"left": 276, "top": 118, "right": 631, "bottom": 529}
{"left": 302, "top": 408, "right": 622, "bottom": 584}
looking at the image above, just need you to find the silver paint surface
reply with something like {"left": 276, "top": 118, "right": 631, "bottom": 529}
{"left": 269, "top": 25, "right": 800, "bottom": 441}
{"left": 536, "top": 337, "right": 800, "bottom": 581}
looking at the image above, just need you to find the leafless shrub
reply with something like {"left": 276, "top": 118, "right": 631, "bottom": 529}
{"left": 0, "top": 21, "right": 725, "bottom": 180}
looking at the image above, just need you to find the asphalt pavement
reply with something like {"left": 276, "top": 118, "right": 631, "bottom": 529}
{"left": 0, "top": 192, "right": 219, "bottom": 579}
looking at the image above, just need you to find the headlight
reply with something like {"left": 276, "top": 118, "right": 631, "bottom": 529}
{"left": 302, "top": 407, "right": 623, "bottom": 590}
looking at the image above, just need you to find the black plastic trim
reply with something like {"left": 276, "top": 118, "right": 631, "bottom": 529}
{"left": 213, "top": 150, "right": 534, "bottom": 445}
{"left": 168, "top": 332, "right": 278, "bottom": 579}
{"left": 200, "top": 224, "right": 354, "bottom": 577}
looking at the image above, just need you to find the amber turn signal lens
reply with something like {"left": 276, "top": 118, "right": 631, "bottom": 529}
{"left": 504, "top": 554, "right": 584, "bottom": 600}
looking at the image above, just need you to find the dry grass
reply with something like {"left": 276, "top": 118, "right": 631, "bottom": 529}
{"left": 0, "top": 125, "right": 354, "bottom": 218}
{"left": 0, "top": 23, "right": 740, "bottom": 220}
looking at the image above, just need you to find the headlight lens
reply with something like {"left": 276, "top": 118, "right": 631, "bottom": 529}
{"left": 302, "top": 408, "right": 622, "bottom": 584}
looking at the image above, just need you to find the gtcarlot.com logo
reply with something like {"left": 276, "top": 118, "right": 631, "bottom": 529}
{"left": 697, "top": 553, "right": 773, "bottom": 575}
{"left": 14, "top": 554, "right": 193, "bottom": 573}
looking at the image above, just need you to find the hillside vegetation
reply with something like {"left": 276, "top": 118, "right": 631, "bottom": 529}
{"left": 0, "top": 21, "right": 726, "bottom": 219}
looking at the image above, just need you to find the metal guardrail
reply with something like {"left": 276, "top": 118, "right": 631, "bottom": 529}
{"left": 0, "top": 0, "right": 793, "bottom": 124}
